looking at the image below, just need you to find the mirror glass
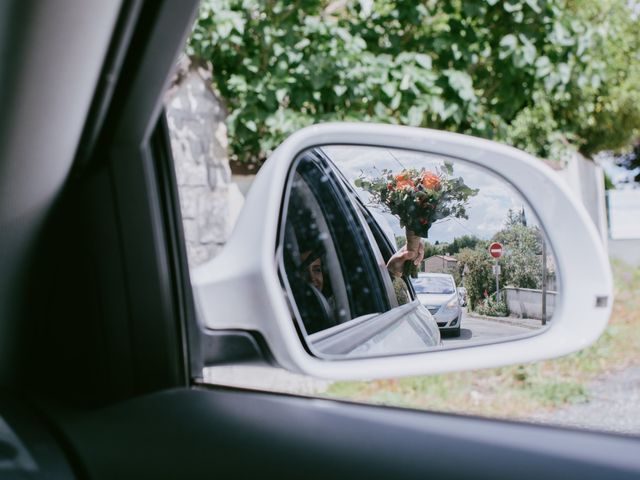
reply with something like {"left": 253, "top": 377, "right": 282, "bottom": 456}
{"left": 279, "top": 145, "right": 558, "bottom": 360}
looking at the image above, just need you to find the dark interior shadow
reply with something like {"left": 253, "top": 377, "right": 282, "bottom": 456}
{"left": 457, "top": 328, "right": 473, "bottom": 340}
{"left": 442, "top": 328, "right": 473, "bottom": 341}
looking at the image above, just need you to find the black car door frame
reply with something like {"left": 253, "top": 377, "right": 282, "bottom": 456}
{"left": 22, "top": 0, "right": 201, "bottom": 405}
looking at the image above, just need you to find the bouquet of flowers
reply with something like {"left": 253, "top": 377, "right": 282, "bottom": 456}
{"left": 355, "top": 164, "right": 477, "bottom": 277}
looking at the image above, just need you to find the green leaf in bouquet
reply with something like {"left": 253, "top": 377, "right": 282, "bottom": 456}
{"left": 443, "top": 161, "right": 454, "bottom": 175}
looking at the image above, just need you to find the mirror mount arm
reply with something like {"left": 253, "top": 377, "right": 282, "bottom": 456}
{"left": 192, "top": 330, "right": 275, "bottom": 380}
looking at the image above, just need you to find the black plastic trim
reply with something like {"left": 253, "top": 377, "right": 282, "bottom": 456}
{"left": 150, "top": 115, "right": 194, "bottom": 382}
{"left": 54, "top": 386, "right": 640, "bottom": 480}
{"left": 201, "top": 330, "right": 274, "bottom": 368}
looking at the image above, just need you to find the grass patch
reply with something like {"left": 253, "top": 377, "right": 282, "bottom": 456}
{"left": 323, "top": 260, "right": 640, "bottom": 420}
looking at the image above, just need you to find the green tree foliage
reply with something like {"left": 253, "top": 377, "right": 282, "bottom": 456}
{"left": 493, "top": 224, "right": 544, "bottom": 290}
{"left": 456, "top": 223, "right": 544, "bottom": 309}
{"left": 457, "top": 246, "right": 495, "bottom": 310}
{"left": 188, "top": 0, "right": 640, "bottom": 167}
{"left": 189, "top": 0, "right": 384, "bottom": 165}
{"left": 506, "top": 0, "right": 640, "bottom": 158}
{"left": 447, "top": 234, "right": 481, "bottom": 255}
{"left": 614, "top": 142, "right": 640, "bottom": 183}
{"left": 423, "top": 241, "right": 440, "bottom": 259}
{"left": 603, "top": 172, "right": 615, "bottom": 191}
{"left": 422, "top": 234, "right": 480, "bottom": 261}
{"left": 504, "top": 208, "right": 527, "bottom": 227}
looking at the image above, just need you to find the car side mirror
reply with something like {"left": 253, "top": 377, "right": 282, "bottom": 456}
{"left": 192, "top": 123, "right": 612, "bottom": 380}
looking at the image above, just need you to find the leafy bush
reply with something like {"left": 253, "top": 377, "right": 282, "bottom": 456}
{"left": 457, "top": 216, "right": 548, "bottom": 310}
{"left": 493, "top": 224, "right": 544, "bottom": 290}
{"left": 456, "top": 246, "right": 493, "bottom": 310}
{"left": 188, "top": 0, "right": 640, "bottom": 168}
{"left": 475, "top": 297, "right": 509, "bottom": 317}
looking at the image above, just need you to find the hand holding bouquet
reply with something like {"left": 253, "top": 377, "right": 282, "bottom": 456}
{"left": 355, "top": 164, "right": 477, "bottom": 277}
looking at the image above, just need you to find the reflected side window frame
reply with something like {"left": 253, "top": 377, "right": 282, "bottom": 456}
{"left": 277, "top": 150, "right": 392, "bottom": 339}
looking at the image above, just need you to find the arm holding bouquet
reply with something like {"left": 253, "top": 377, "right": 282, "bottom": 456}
{"left": 387, "top": 243, "right": 425, "bottom": 278}
{"left": 387, "top": 243, "right": 425, "bottom": 305}
{"left": 356, "top": 164, "right": 477, "bottom": 278}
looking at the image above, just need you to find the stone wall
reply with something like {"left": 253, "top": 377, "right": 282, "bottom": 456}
{"left": 165, "top": 57, "right": 244, "bottom": 267}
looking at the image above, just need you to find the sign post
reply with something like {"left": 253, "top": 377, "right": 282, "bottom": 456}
{"left": 489, "top": 242, "right": 503, "bottom": 302}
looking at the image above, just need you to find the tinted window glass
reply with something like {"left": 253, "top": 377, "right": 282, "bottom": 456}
{"left": 413, "top": 276, "right": 455, "bottom": 294}
{"left": 280, "top": 153, "right": 391, "bottom": 336}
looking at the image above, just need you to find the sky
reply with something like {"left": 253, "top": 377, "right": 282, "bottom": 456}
{"left": 322, "top": 145, "right": 541, "bottom": 245}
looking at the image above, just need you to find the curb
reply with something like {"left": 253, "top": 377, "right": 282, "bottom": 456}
{"left": 465, "top": 312, "right": 543, "bottom": 330}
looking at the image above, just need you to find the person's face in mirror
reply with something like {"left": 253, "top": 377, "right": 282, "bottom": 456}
{"left": 308, "top": 257, "right": 324, "bottom": 291}
{"left": 301, "top": 251, "right": 324, "bottom": 291}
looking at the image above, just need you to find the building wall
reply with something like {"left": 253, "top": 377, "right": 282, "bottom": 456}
{"left": 504, "top": 287, "right": 557, "bottom": 321}
{"left": 423, "top": 256, "right": 458, "bottom": 276}
{"left": 556, "top": 152, "right": 608, "bottom": 248}
{"left": 164, "top": 57, "right": 244, "bottom": 267}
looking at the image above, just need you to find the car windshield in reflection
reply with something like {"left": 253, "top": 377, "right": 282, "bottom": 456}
{"left": 413, "top": 276, "right": 455, "bottom": 295}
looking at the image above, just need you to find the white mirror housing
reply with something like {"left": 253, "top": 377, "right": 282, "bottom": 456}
{"left": 192, "top": 123, "right": 612, "bottom": 380}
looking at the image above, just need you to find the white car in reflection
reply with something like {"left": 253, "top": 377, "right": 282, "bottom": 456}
{"left": 412, "top": 273, "right": 462, "bottom": 337}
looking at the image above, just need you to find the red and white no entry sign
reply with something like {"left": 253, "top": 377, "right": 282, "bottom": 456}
{"left": 489, "top": 242, "right": 503, "bottom": 259}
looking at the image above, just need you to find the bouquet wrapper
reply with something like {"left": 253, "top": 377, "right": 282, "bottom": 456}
{"left": 403, "top": 229, "right": 421, "bottom": 278}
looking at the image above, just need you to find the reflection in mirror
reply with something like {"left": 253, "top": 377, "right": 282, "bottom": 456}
{"left": 279, "top": 145, "right": 558, "bottom": 360}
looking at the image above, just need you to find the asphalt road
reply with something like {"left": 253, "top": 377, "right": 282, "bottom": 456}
{"left": 441, "top": 311, "right": 534, "bottom": 347}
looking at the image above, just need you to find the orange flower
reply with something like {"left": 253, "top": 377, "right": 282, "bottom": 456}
{"left": 421, "top": 172, "right": 441, "bottom": 190}
{"left": 395, "top": 173, "right": 415, "bottom": 190}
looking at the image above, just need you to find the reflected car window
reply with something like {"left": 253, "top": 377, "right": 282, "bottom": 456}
{"left": 413, "top": 276, "right": 455, "bottom": 295}
{"left": 280, "top": 153, "right": 393, "bottom": 336}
